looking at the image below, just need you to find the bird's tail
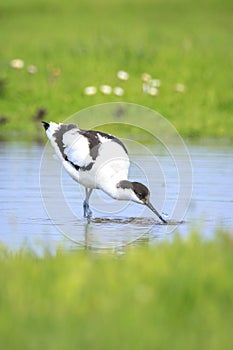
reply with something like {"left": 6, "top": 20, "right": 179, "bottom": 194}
{"left": 42, "top": 121, "right": 60, "bottom": 140}
{"left": 42, "top": 121, "right": 50, "bottom": 130}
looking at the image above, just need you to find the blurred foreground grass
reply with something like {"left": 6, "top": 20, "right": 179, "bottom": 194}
{"left": 0, "top": 232, "right": 233, "bottom": 350}
{"left": 0, "top": 0, "right": 232, "bottom": 140}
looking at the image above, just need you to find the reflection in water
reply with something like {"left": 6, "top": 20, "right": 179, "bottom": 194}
{"left": 59, "top": 217, "right": 182, "bottom": 250}
{"left": 0, "top": 141, "right": 233, "bottom": 253}
{"left": 83, "top": 218, "right": 183, "bottom": 249}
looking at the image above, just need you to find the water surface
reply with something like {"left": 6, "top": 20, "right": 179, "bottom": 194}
{"left": 0, "top": 141, "right": 232, "bottom": 253}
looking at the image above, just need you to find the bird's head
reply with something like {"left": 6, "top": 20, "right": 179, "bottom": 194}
{"left": 116, "top": 180, "right": 167, "bottom": 223}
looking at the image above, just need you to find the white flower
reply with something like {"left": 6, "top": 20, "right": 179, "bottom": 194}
{"left": 113, "top": 87, "right": 124, "bottom": 96}
{"left": 150, "top": 79, "right": 161, "bottom": 88}
{"left": 117, "top": 70, "right": 129, "bottom": 81}
{"left": 100, "top": 85, "right": 112, "bottom": 95}
{"left": 84, "top": 86, "right": 97, "bottom": 96}
{"left": 175, "top": 83, "right": 186, "bottom": 93}
{"left": 27, "top": 65, "right": 37, "bottom": 74}
{"left": 148, "top": 87, "right": 159, "bottom": 96}
{"left": 142, "top": 83, "right": 159, "bottom": 96}
{"left": 10, "top": 59, "right": 24, "bottom": 69}
{"left": 141, "top": 73, "right": 151, "bottom": 82}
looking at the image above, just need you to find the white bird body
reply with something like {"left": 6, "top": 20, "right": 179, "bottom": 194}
{"left": 63, "top": 147, "right": 130, "bottom": 199}
{"left": 42, "top": 121, "right": 167, "bottom": 223}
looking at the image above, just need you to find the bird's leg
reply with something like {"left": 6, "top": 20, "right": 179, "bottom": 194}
{"left": 83, "top": 188, "right": 93, "bottom": 219}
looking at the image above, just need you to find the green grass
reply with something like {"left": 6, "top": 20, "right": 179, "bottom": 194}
{"left": 0, "top": 232, "right": 233, "bottom": 350}
{"left": 0, "top": 0, "right": 232, "bottom": 140}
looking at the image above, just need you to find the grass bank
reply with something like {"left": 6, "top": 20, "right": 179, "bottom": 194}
{"left": 0, "top": 232, "right": 233, "bottom": 349}
{"left": 0, "top": 0, "right": 232, "bottom": 140}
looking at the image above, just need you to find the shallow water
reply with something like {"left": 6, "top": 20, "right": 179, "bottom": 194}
{"left": 0, "top": 141, "right": 232, "bottom": 253}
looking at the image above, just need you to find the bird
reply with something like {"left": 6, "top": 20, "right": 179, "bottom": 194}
{"left": 42, "top": 121, "right": 167, "bottom": 223}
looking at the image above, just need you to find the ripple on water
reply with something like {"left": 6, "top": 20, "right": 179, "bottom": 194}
{"left": 91, "top": 216, "right": 184, "bottom": 226}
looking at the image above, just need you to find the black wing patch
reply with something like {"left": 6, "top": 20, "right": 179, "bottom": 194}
{"left": 53, "top": 124, "right": 95, "bottom": 171}
{"left": 97, "top": 130, "right": 128, "bottom": 154}
{"left": 69, "top": 160, "right": 94, "bottom": 172}
{"left": 79, "top": 130, "right": 101, "bottom": 160}
{"left": 79, "top": 129, "right": 128, "bottom": 160}
{"left": 54, "top": 123, "right": 77, "bottom": 159}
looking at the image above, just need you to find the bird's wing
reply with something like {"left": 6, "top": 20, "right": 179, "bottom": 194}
{"left": 95, "top": 130, "right": 128, "bottom": 155}
{"left": 46, "top": 123, "right": 129, "bottom": 172}
{"left": 62, "top": 130, "right": 94, "bottom": 168}
{"left": 46, "top": 123, "right": 92, "bottom": 169}
{"left": 63, "top": 129, "right": 129, "bottom": 172}
{"left": 94, "top": 132, "right": 130, "bottom": 184}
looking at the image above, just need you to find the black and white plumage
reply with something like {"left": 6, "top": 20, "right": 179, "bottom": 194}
{"left": 42, "top": 121, "right": 167, "bottom": 223}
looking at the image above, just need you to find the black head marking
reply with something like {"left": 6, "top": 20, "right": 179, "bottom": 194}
{"left": 116, "top": 180, "right": 133, "bottom": 189}
{"left": 116, "top": 181, "right": 150, "bottom": 202}
{"left": 132, "top": 182, "right": 150, "bottom": 202}
{"left": 119, "top": 181, "right": 166, "bottom": 223}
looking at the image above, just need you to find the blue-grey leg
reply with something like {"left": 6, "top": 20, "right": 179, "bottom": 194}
{"left": 83, "top": 188, "right": 93, "bottom": 218}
